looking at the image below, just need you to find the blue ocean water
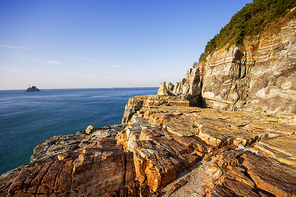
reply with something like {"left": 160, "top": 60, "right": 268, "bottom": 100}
{"left": 0, "top": 87, "right": 158, "bottom": 175}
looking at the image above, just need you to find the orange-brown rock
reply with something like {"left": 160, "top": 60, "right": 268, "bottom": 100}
{"left": 243, "top": 152, "right": 296, "bottom": 197}
{"left": 118, "top": 113, "right": 208, "bottom": 192}
{"left": 121, "top": 104, "right": 296, "bottom": 195}
{"left": 2, "top": 139, "right": 137, "bottom": 197}
{"left": 200, "top": 150, "right": 296, "bottom": 197}
{"left": 254, "top": 134, "right": 296, "bottom": 166}
{"left": 167, "top": 175, "right": 190, "bottom": 196}
{"left": 29, "top": 124, "right": 125, "bottom": 164}
{"left": 137, "top": 105, "right": 296, "bottom": 151}
{"left": 2, "top": 102, "right": 296, "bottom": 196}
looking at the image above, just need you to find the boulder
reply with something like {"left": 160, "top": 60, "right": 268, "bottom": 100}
{"left": 85, "top": 125, "right": 94, "bottom": 134}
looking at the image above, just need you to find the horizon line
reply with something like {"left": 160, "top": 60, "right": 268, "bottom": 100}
{"left": 0, "top": 86, "right": 159, "bottom": 91}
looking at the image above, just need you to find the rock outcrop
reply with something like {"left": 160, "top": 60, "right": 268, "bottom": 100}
{"left": 157, "top": 66, "right": 203, "bottom": 106}
{"left": 30, "top": 125, "right": 125, "bottom": 164}
{"left": 158, "top": 19, "right": 296, "bottom": 115}
{"left": 122, "top": 95, "right": 190, "bottom": 124}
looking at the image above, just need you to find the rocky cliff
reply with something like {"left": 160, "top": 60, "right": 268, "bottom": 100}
{"left": 158, "top": 18, "right": 296, "bottom": 115}
{"left": 122, "top": 95, "right": 190, "bottom": 124}
{"left": 1, "top": 96, "right": 296, "bottom": 197}
{"left": 2, "top": 4, "right": 296, "bottom": 197}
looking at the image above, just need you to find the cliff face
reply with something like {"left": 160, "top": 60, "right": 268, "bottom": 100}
{"left": 159, "top": 19, "right": 296, "bottom": 115}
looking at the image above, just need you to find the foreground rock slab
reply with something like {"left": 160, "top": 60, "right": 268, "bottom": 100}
{"left": 162, "top": 150, "right": 296, "bottom": 197}
{"left": 2, "top": 139, "right": 135, "bottom": 196}
{"left": 118, "top": 100, "right": 296, "bottom": 194}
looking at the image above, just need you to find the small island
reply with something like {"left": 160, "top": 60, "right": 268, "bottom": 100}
{"left": 25, "top": 85, "right": 40, "bottom": 92}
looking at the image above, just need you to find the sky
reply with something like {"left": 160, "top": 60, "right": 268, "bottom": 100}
{"left": 0, "top": 0, "right": 252, "bottom": 90}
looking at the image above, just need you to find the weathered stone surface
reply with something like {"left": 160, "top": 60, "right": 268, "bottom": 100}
{"left": 85, "top": 125, "right": 94, "bottom": 134}
{"left": 167, "top": 175, "right": 190, "bottom": 196}
{"left": 254, "top": 134, "right": 296, "bottom": 166}
{"left": 163, "top": 118, "right": 198, "bottom": 137}
{"left": 199, "top": 150, "right": 296, "bottom": 197}
{"left": 243, "top": 152, "right": 296, "bottom": 197}
{"left": 122, "top": 95, "right": 189, "bottom": 124}
{"left": 1, "top": 102, "right": 296, "bottom": 196}
{"left": 138, "top": 105, "right": 296, "bottom": 151}
{"left": 157, "top": 81, "right": 169, "bottom": 95}
{"left": 3, "top": 139, "right": 138, "bottom": 197}
{"left": 30, "top": 124, "right": 125, "bottom": 163}
{"left": 71, "top": 140, "right": 127, "bottom": 196}
{"left": 117, "top": 114, "right": 206, "bottom": 192}
{"left": 118, "top": 101, "right": 296, "bottom": 193}
{"left": 30, "top": 134, "right": 82, "bottom": 163}
{"left": 157, "top": 66, "right": 203, "bottom": 106}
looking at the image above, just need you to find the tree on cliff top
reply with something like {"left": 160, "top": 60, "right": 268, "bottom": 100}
{"left": 200, "top": 0, "right": 296, "bottom": 60}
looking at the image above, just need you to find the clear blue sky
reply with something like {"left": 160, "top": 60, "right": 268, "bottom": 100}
{"left": 0, "top": 0, "right": 252, "bottom": 90}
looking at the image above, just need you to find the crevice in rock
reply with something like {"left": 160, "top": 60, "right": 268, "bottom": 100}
{"left": 242, "top": 165, "right": 275, "bottom": 197}
{"left": 52, "top": 162, "right": 63, "bottom": 193}
{"left": 38, "top": 160, "right": 54, "bottom": 189}
{"left": 123, "top": 152, "right": 127, "bottom": 187}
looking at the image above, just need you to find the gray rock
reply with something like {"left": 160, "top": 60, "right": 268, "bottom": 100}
{"left": 158, "top": 19, "right": 296, "bottom": 115}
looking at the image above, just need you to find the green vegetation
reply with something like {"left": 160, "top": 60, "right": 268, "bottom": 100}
{"left": 201, "top": 0, "right": 296, "bottom": 60}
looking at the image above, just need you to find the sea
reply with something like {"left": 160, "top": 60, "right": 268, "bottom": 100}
{"left": 0, "top": 87, "right": 158, "bottom": 175}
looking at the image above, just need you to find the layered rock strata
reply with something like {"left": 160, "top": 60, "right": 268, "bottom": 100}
{"left": 30, "top": 124, "right": 125, "bottom": 164}
{"left": 5, "top": 140, "right": 133, "bottom": 196}
{"left": 189, "top": 150, "right": 296, "bottom": 197}
{"left": 158, "top": 19, "right": 296, "bottom": 115}
{"left": 122, "top": 95, "right": 189, "bottom": 124}
{"left": 1, "top": 96, "right": 296, "bottom": 196}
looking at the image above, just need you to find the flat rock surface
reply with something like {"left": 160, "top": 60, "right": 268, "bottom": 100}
{"left": 140, "top": 105, "right": 296, "bottom": 153}
{"left": 255, "top": 134, "right": 296, "bottom": 166}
